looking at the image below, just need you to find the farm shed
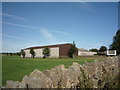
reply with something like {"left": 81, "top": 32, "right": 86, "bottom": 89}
{"left": 78, "top": 48, "right": 97, "bottom": 56}
{"left": 21, "top": 43, "right": 78, "bottom": 58}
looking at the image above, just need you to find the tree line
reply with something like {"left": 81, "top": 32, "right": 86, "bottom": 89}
{"left": 2, "top": 52, "right": 21, "bottom": 56}
{"left": 89, "top": 46, "right": 107, "bottom": 55}
{"left": 89, "top": 29, "right": 120, "bottom": 55}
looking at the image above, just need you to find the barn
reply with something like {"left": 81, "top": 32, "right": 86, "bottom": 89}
{"left": 22, "top": 43, "right": 78, "bottom": 58}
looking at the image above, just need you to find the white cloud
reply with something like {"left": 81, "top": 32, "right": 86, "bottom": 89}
{"left": 1, "top": 30, "right": 70, "bottom": 51}
{"left": 0, "top": 13, "right": 30, "bottom": 22}
{"left": 40, "top": 29, "right": 60, "bottom": 44}
{"left": 1, "top": 22, "right": 72, "bottom": 52}
{"left": 1, "top": 22, "right": 71, "bottom": 36}
{"left": 40, "top": 28, "right": 70, "bottom": 45}
{"left": 1, "top": 34, "right": 37, "bottom": 43}
{"left": 50, "top": 30, "right": 72, "bottom": 35}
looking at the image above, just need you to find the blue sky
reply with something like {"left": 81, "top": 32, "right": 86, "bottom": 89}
{"left": 2, "top": 2, "right": 118, "bottom": 52}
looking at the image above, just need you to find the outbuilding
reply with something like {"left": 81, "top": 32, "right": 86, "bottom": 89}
{"left": 78, "top": 48, "right": 97, "bottom": 56}
{"left": 22, "top": 43, "right": 78, "bottom": 58}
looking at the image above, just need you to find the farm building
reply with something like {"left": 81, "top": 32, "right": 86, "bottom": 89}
{"left": 22, "top": 43, "right": 78, "bottom": 58}
{"left": 78, "top": 48, "right": 97, "bottom": 56}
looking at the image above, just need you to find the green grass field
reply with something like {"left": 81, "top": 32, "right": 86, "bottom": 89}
{"left": 2, "top": 56, "right": 104, "bottom": 86}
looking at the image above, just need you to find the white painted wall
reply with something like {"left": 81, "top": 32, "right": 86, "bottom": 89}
{"left": 107, "top": 50, "right": 116, "bottom": 56}
{"left": 78, "top": 51, "right": 97, "bottom": 56}
{"left": 34, "top": 49, "right": 44, "bottom": 58}
{"left": 24, "top": 49, "right": 31, "bottom": 57}
{"left": 50, "top": 47, "right": 59, "bottom": 58}
{"left": 23, "top": 47, "right": 59, "bottom": 58}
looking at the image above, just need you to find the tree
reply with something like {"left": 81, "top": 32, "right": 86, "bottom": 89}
{"left": 68, "top": 41, "right": 77, "bottom": 58}
{"left": 20, "top": 50, "right": 25, "bottom": 58}
{"left": 6, "top": 52, "right": 9, "bottom": 56}
{"left": 110, "top": 29, "right": 120, "bottom": 54}
{"left": 30, "top": 48, "right": 35, "bottom": 58}
{"left": 16, "top": 52, "right": 21, "bottom": 56}
{"left": 89, "top": 48, "right": 99, "bottom": 53}
{"left": 42, "top": 47, "right": 50, "bottom": 58}
{"left": 99, "top": 46, "right": 107, "bottom": 52}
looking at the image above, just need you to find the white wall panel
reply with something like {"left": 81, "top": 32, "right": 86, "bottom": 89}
{"left": 34, "top": 49, "right": 43, "bottom": 58}
{"left": 50, "top": 47, "right": 59, "bottom": 58}
{"left": 78, "top": 51, "right": 97, "bottom": 56}
{"left": 24, "top": 49, "right": 31, "bottom": 57}
{"left": 23, "top": 47, "right": 59, "bottom": 58}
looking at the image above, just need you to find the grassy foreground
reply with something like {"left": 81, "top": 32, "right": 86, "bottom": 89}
{"left": 2, "top": 56, "right": 103, "bottom": 86}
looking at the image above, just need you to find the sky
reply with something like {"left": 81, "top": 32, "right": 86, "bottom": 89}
{"left": 1, "top": 2, "right": 118, "bottom": 52}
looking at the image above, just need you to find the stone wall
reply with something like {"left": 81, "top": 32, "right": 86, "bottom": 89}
{"left": 5, "top": 56, "right": 120, "bottom": 88}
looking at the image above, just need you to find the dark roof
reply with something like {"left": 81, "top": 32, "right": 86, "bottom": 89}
{"left": 23, "top": 43, "right": 72, "bottom": 50}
